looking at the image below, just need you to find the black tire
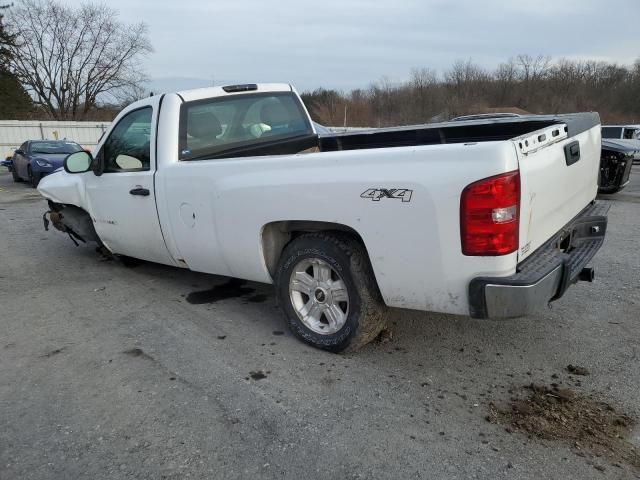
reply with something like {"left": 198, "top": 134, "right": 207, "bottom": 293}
{"left": 275, "top": 232, "right": 387, "bottom": 353}
{"left": 27, "top": 166, "right": 39, "bottom": 188}
{"left": 11, "top": 166, "right": 22, "bottom": 182}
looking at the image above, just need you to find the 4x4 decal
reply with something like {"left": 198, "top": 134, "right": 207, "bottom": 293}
{"left": 360, "top": 188, "right": 413, "bottom": 203}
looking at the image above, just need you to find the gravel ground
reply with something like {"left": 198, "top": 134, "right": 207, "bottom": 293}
{"left": 1, "top": 169, "right": 639, "bottom": 480}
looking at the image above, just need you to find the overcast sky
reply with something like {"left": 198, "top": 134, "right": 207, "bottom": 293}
{"left": 64, "top": 0, "right": 640, "bottom": 93}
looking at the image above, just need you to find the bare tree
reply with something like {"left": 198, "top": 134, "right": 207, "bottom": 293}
{"left": 494, "top": 59, "right": 517, "bottom": 104}
{"left": 408, "top": 68, "right": 440, "bottom": 120}
{"left": 7, "top": 0, "right": 152, "bottom": 119}
{"left": 515, "top": 54, "right": 551, "bottom": 82}
{"left": 1, "top": 3, "right": 34, "bottom": 118}
{"left": 444, "top": 59, "right": 491, "bottom": 116}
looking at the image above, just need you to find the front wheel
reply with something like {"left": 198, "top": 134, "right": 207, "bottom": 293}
{"left": 275, "top": 232, "right": 387, "bottom": 353}
{"left": 27, "top": 166, "right": 40, "bottom": 188}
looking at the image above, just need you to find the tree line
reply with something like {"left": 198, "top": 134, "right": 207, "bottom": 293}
{"left": 301, "top": 55, "right": 640, "bottom": 127}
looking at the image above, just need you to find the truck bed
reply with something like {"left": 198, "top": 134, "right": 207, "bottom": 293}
{"left": 193, "top": 112, "right": 601, "bottom": 160}
{"left": 318, "top": 113, "right": 600, "bottom": 152}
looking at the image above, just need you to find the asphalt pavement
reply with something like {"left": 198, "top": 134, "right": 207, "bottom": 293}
{"left": 1, "top": 169, "right": 639, "bottom": 479}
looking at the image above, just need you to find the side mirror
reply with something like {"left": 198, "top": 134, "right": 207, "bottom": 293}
{"left": 14, "top": 149, "right": 24, "bottom": 155}
{"left": 64, "top": 151, "right": 93, "bottom": 173}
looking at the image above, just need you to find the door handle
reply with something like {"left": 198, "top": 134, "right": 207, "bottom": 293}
{"left": 129, "top": 187, "right": 150, "bottom": 196}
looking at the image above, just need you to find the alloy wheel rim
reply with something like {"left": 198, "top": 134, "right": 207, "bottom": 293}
{"left": 289, "top": 258, "right": 349, "bottom": 335}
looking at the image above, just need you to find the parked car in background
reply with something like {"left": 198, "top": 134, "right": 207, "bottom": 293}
{"left": 9, "top": 140, "right": 84, "bottom": 187}
{"left": 598, "top": 138, "right": 637, "bottom": 194}
{"left": 601, "top": 125, "right": 640, "bottom": 165}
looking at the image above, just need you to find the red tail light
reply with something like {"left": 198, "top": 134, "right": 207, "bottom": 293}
{"left": 460, "top": 171, "right": 520, "bottom": 256}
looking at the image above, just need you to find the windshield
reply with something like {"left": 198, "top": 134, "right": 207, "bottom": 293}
{"left": 30, "top": 141, "right": 83, "bottom": 155}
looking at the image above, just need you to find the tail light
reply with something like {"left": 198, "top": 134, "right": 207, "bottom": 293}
{"left": 460, "top": 171, "right": 520, "bottom": 256}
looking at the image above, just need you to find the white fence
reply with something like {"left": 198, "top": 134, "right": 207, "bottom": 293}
{"left": 0, "top": 120, "right": 111, "bottom": 157}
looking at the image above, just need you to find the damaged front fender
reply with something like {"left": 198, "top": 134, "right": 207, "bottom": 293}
{"left": 36, "top": 166, "right": 103, "bottom": 248}
{"left": 37, "top": 170, "right": 87, "bottom": 209}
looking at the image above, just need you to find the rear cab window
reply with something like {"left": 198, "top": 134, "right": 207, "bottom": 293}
{"left": 178, "top": 92, "right": 314, "bottom": 160}
{"left": 601, "top": 127, "right": 623, "bottom": 139}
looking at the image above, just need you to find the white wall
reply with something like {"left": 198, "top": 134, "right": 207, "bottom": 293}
{"left": 0, "top": 120, "right": 111, "bottom": 157}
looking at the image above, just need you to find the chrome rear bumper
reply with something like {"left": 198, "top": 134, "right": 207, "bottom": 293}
{"left": 468, "top": 202, "right": 609, "bottom": 319}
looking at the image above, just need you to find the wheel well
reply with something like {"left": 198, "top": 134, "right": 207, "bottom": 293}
{"left": 261, "top": 221, "right": 368, "bottom": 279}
{"left": 47, "top": 201, "right": 101, "bottom": 244}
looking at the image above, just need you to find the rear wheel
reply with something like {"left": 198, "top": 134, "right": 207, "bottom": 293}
{"left": 275, "top": 232, "right": 387, "bottom": 353}
{"left": 11, "top": 166, "right": 22, "bottom": 182}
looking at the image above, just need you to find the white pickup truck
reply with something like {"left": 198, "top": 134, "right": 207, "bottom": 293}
{"left": 38, "top": 83, "right": 608, "bottom": 352}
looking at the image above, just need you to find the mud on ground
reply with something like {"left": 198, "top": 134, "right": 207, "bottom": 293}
{"left": 488, "top": 383, "right": 639, "bottom": 472}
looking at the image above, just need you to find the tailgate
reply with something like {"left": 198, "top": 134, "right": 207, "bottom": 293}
{"left": 515, "top": 114, "right": 601, "bottom": 261}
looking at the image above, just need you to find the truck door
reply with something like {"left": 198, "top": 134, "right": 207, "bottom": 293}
{"left": 83, "top": 99, "right": 176, "bottom": 266}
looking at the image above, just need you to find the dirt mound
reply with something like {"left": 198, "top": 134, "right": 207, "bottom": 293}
{"left": 488, "top": 383, "right": 639, "bottom": 470}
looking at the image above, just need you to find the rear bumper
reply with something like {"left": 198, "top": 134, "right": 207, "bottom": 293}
{"left": 468, "top": 202, "right": 609, "bottom": 319}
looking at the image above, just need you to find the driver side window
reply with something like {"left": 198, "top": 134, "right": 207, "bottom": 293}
{"left": 102, "top": 107, "right": 153, "bottom": 172}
